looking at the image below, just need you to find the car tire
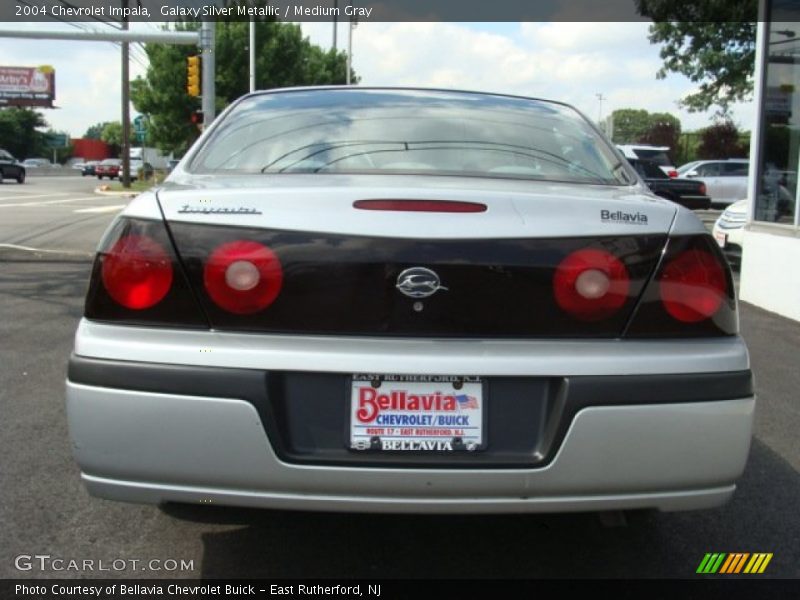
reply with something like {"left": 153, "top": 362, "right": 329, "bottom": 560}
{"left": 0, "top": 168, "right": 4, "bottom": 182}
{"left": 16, "top": 170, "right": 25, "bottom": 184}
{"left": 97, "top": 175, "right": 103, "bottom": 180}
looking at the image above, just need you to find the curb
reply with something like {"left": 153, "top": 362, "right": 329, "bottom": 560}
{"left": 94, "top": 186, "right": 139, "bottom": 198}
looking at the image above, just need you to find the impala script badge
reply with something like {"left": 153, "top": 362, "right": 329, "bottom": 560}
{"left": 177, "top": 204, "right": 262, "bottom": 215}
{"left": 396, "top": 267, "right": 448, "bottom": 299}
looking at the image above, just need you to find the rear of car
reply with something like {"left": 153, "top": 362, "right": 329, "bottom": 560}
{"left": 66, "top": 88, "right": 753, "bottom": 514}
{"left": 96, "top": 159, "right": 122, "bottom": 179}
{"left": 82, "top": 161, "right": 99, "bottom": 176}
{"left": 627, "top": 158, "right": 710, "bottom": 210}
{"left": 618, "top": 144, "right": 677, "bottom": 177}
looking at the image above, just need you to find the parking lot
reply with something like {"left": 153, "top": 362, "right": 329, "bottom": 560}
{"left": 1, "top": 173, "right": 798, "bottom": 579}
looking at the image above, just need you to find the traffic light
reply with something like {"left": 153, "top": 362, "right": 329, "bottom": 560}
{"left": 186, "top": 55, "right": 201, "bottom": 97}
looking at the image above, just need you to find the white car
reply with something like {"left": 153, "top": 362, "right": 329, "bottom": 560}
{"left": 712, "top": 199, "right": 748, "bottom": 267}
{"left": 678, "top": 159, "right": 749, "bottom": 208}
{"left": 65, "top": 87, "right": 753, "bottom": 514}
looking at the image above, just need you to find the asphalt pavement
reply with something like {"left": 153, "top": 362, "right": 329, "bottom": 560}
{"left": 0, "top": 176, "right": 797, "bottom": 579}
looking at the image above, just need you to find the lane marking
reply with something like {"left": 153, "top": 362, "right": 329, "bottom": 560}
{"left": 0, "top": 243, "right": 94, "bottom": 256}
{"left": 0, "top": 192, "right": 72, "bottom": 202}
{"left": 73, "top": 204, "right": 126, "bottom": 214}
{"left": 0, "top": 197, "right": 99, "bottom": 208}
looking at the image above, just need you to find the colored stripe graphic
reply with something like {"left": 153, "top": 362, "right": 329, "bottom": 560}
{"left": 720, "top": 553, "right": 749, "bottom": 573}
{"left": 744, "top": 553, "right": 773, "bottom": 574}
{"left": 698, "top": 552, "right": 773, "bottom": 574}
{"left": 697, "top": 553, "right": 726, "bottom": 574}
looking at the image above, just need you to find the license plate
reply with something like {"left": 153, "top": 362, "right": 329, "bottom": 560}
{"left": 350, "top": 374, "right": 484, "bottom": 452}
{"left": 714, "top": 231, "right": 727, "bottom": 248}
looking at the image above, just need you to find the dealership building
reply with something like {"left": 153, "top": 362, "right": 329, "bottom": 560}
{"left": 740, "top": 2, "right": 800, "bottom": 320}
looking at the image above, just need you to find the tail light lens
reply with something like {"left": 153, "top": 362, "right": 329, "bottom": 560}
{"left": 667, "top": 169, "right": 679, "bottom": 178}
{"left": 625, "top": 235, "right": 736, "bottom": 337}
{"left": 699, "top": 182, "right": 707, "bottom": 196}
{"left": 101, "top": 235, "right": 173, "bottom": 309}
{"left": 84, "top": 217, "right": 207, "bottom": 327}
{"left": 553, "top": 249, "right": 630, "bottom": 321}
{"left": 204, "top": 240, "right": 283, "bottom": 314}
{"left": 659, "top": 249, "right": 726, "bottom": 322}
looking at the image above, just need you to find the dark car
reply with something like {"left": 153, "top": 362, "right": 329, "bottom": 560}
{"left": 82, "top": 161, "right": 100, "bottom": 176}
{"left": 628, "top": 158, "right": 711, "bottom": 210}
{"left": 0, "top": 148, "right": 26, "bottom": 183}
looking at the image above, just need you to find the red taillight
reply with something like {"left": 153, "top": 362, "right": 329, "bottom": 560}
{"left": 553, "top": 249, "right": 630, "bottom": 321}
{"left": 353, "top": 199, "right": 487, "bottom": 213}
{"left": 659, "top": 249, "right": 726, "bottom": 322}
{"left": 204, "top": 240, "right": 283, "bottom": 314}
{"left": 667, "top": 169, "right": 678, "bottom": 178}
{"left": 699, "top": 182, "right": 707, "bottom": 195}
{"left": 101, "top": 234, "right": 173, "bottom": 310}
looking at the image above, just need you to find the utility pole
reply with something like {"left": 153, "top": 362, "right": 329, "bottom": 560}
{"left": 249, "top": 20, "right": 256, "bottom": 93}
{"left": 200, "top": 22, "right": 216, "bottom": 124}
{"left": 121, "top": 0, "right": 130, "bottom": 188}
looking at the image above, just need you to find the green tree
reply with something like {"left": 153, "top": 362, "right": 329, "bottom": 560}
{"left": 636, "top": 0, "right": 757, "bottom": 113}
{"left": 0, "top": 108, "right": 48, "bottom": 159}
{"left": 131, "top": 20, "right": 353, "bottom": 156}
{"left": 100, "top": 122, "right": 123, "bottom": 146}
{"left": 611, "top": 109, "right": 682, "bottom": 149}
{"left": 84, "top": 121, "right": 114, "bottom": 140}
{"left": 610, "top": 109, "right": 652, "bottom": 144}
{"left": 697, "top": 120, "right": 749, "bottom": 159}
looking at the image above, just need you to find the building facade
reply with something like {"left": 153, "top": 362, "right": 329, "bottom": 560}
{"left": 740, "top": 3, "right": 800, "bottom": 320}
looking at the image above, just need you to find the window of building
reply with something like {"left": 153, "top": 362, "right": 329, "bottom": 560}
{"left": 755, "top": 12, "right": 800, "bottom": 227}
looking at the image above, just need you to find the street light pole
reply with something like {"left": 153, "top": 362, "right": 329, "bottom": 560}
{"left": 346, "top": 2, "right": 354, "bottom": 85}
{"left": 249, "top": 20, "right": 256, "bottom": 93}
{"left": 596, "top": 92, "right": 605, "bottom": 125}
{"left": 200, "top": 21, "right": 216, "bottom": 124}
{"left": 333, "top": 0, "right": 338, "bottom": 50}
{"left": 121, "top": 0, "right": 130, "bottom": 188}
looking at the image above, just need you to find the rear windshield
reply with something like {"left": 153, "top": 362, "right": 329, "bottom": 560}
{"left": 632, "top": 148, "right": 672, "bottom": 166}
{"left": 190, "top": 89, "right": 631, "bottom": 185}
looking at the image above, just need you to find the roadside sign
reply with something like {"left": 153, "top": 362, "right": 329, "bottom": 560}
{"left": 45, "top": 133, "right": 69, "bottom": 148}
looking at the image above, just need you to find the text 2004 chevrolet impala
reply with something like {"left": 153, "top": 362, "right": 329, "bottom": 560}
{"left": 66, "top": 88, "right": 753, "bottom": 513}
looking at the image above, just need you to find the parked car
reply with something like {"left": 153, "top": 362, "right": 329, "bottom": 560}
{"left": 95, "top": 158, "right": 122, "bottom": 179}
{"left": 96, "top": 158, "right": 153, "bottom": 181}
{"left": 66, "top": 87, "right": 752, "bottom": 515}
{"left": 82, "top": 161, "right": 100, "bottom": 176}
{"left": 0, "top": 148, "right": 26, "bottom": 183}
{"left": 677, "top": 159, "right": 749, "bottom": 208}
{"left": 22, "top": 158, "right": 53, "bottom": 168}
{"left": 617, "top": 144, "right": 677, "bottom": 177}
{"left": 627, "top": 157, "right": 711, "bottom": 210}
{"left": 712, "top": 199, "right": 748, "bottom": 268}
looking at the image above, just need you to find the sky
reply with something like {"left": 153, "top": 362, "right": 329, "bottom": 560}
{"left": 0, "top": 21, "right": 756, "bottom": 139}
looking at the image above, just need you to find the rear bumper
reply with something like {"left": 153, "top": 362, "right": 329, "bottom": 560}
{"left": 67, "top": 380, "right": 753, "bottom": 513}
{"left": 66, "top": 321, "right": 755, "bottom": 513}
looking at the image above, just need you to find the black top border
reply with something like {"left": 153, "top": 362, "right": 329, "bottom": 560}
{"left": 3, "top": 0, "right": 758, "bottom": 23}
